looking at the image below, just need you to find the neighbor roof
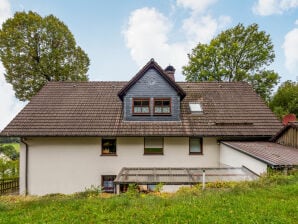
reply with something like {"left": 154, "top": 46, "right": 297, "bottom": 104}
{"left": 222, "top": 141, "right": 298, "bottom": 167}
{"left": 0, "top": 81, "right": 282, "bottom": 137}
{"left": 270, "top": 121, "right": 298, "bottom": 142}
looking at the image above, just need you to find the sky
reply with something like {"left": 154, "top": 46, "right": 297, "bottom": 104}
{"left": 0, "top": 0, "right": 298, "bottom": 130}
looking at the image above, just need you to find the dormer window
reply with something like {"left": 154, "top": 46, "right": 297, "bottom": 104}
{"left": 189, "top": 103, "right": 203, "bottom": 114}
{"left": 154, "top": 98, "right": 171, "bottom": 115}
{"left": 133, "top": 98, "right": 150, "bottom": 115}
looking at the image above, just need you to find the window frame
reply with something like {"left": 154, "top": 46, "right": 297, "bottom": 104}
{"left": 132, "top": 98, "right": 151, "bottom": 115}
{"left": 153, "top": 98, "right": 171, "bottom": 115}
{"left": 101, "top": 138, "right": 117, "bottom": 156}
{"left": 189, "top": 137, "right": 203, "bottom": 155}
{"left": 144, "top": 137, "right": 164, "bottom": 155}
{"left": 101, "top": 175, "right": 116, "bottom": 193}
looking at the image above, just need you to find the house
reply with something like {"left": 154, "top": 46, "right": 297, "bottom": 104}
{"left": 1, "top": 59, "right": 297, "bottom": 195}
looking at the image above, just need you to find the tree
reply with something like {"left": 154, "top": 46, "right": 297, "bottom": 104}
{"left": 0, "top": 158, "right": 19, "bottom": 178}
{"left": 183, "top": 23, "right": 280, "bottom": 101}
{"left": 0, "top": 145, "right": 19, "bottom": 160}
{"left": 0, "top": 11, "right": 90, "bottom": 101}
{"left": 269, "top": 81, "right": 298, "bottom": 119}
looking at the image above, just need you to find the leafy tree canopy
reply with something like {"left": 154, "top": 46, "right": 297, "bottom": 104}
{"left": 183, "top": 23, "right": 280, "bottom": 101}
{"left": 269, "top": 81, "right": 298, "bottom": 119}
{"left": 0, "top": 145, "right": 19, "bottom": 160}
{"left": 0, "top": 11, "right": 90, "bottom": 101}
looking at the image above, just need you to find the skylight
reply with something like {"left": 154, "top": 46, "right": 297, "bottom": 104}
{"left": 189, "top": 103, "right": 203, "bottom": 113}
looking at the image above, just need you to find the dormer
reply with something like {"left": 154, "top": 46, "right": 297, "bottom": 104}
{"left": 118, "top": 59, "right": 186, "bottom": 121}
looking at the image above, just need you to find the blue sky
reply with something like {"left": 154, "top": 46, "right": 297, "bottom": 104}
{"left": 0, "top": 0, "right": 298, "bottom": 129}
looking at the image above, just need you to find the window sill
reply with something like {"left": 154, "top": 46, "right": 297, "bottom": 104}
{"left": 101, "top": 154, "right": 117, "bottom": 156}
{"left": 189, "top": 153, "right": 203, "bottom": 155}
{"left": 143, "top": 153, "right": 164, "bottom": 155}
{"left": 153, "top": 114, "right": 171, "bottom": 116}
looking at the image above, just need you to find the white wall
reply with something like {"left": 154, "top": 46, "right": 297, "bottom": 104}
{"left": 220, "top": 143, "right": 267, "bottom": 175}
{"left": 20, "top": 137, "right": 219, "bottom": 195}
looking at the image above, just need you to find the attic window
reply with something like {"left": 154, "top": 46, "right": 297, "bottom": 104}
{"left": 154, "top": 98, "right": 171, "bottom": 115}
{"left": 133, "top": 98, "right": 150, "bottom": 115}
{"left": 189, "top": 103, "right": 203, "bottom": 113}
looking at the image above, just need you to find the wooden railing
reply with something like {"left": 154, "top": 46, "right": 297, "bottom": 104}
{"left": 0, "top": 177, "right": 19, "bottom": 195}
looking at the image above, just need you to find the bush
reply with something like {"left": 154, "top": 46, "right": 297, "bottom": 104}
{"left": 74, "top": 185, "right": 103, "bottom": 198}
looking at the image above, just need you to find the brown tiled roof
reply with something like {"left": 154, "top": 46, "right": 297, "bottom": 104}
{"left": 0, "top": 81, "right": 282, "bottom": 137}
{"left": 222, "top": 141, "right": 298, "bottom": 167}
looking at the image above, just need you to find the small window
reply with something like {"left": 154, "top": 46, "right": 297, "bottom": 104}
{"left": 154, "top": 98, "right": 171, "bottom": 115}
{"left": 102, "top": 138, "right": 116, "bottom": 155}
{"left": 133, "top": 98, "right": 150, "bottom": 115}
{"left": 102, "top": 175, "right": 116, "bottom": 193}
{"left": 189, "top": 103, "right": 203, "bottom": 114}
{"left": 144, "top": 137, "right": 163, "bottom": 155}
{"left": 189, "top": 137, "right": 203, "bottom": 154}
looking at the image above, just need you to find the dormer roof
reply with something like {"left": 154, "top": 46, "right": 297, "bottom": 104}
{"left": 118, "top": 59, "right": 186, "bottom": 101}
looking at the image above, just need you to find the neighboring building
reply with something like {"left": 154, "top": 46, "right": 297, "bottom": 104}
{"left": 271, "top": 122, "right": 298, "bottom": 149}
{"left": 1, "top": 59, "right": 295, "bottom": 195}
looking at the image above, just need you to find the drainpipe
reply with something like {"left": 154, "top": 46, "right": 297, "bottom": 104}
{"left": 202, "top": 169, "right": 206, "bottom": 190}
{"left": 21, "top": 138, "right": 29, "bottom": 195}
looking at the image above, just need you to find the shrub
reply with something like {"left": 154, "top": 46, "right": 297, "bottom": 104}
{"left": 75, "top": 185, "right": 103, "bottom": 197}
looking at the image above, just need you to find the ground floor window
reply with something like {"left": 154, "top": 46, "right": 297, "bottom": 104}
{"left": 189, "top": 137, "right": 203, "bottom": 154}
{"left": 144, "top": 137, "right": 163, "bottom": 154}
{"left": 102, "top": 138, "right": 117, "bottom": 155}
{"left": 102, "top": 175, "right": 116, "bottom": 193}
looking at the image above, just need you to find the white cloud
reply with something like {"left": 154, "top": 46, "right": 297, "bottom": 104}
{"left": 183, "top": 15, "right": 231, "bottom": 45}
{"left": 253, "top": 0, "right": 298, "bottom": 15}
{"left": 283, "top": 26, "right": 298, "bottom": 75}
{"left": 0, "top": 0, "right": 26, "bottom": 131}
{"left": 0, "top": 0, "right": 11, "bottom": 24}
{"left": 177, "top": 0, "right": 217, "bottom": 14}
{"left": 123, "top": 7, "right": 188, "bottom": 80}
{"left": 123, "top": 2, "right": 231, "bottom": 81}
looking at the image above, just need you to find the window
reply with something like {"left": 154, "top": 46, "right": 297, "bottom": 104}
{"left": 189, "top": 137, "right": 203, "bottom": 154}
{"left": 154, "top": 98, "right": 171, "bottom": 115}
{"left": 102, "top": 138, "right": 117, "bottom": 155}
{"left": 144, "top": 137, "right": 163, "bottom": 154}
{"left": 133, "top": 98, "right": 150, "bottom": 115}
{"left": 102, "top": 175, "right": 116, "bottom": 193}
{"left": 189, "top": 103, "right": 203, "bottom": 114}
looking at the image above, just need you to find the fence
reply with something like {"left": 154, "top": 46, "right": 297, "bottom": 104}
{"left": 0, "top": 177, "right": 19, "bottom": 195}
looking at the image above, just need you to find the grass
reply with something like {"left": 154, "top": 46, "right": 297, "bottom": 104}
{"left": 0, "top": 173, "right": 297, "bottom": 223}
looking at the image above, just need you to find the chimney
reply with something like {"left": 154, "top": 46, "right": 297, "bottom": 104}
{"left": 164, "top": 65, "right": 175, "bottom": 81}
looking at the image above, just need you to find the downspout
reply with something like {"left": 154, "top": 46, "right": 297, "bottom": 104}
{"left": 21, "top": 138, "right": 29, "bottom": 195}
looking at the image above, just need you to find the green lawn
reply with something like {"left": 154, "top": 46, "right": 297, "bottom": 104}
{"left": 0, "top": 174, "right": 297, "bottom": 224}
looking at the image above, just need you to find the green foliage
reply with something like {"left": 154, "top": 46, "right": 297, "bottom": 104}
{"left": 0, "top": 159, "right": 19, "bottom": 178}
{"left": 74, "top": 185, "right": 103, "bottom": 198}
{"left": 0, "top": 137, "right": 19, "bottom": 144}
{"left": 154, "top": 183, "right": 164, "bottom": 193}
{"left": 0, "top": 172, "right": 297, "bottom": 223}
{"left": 0, "top": 11, "right": 90, "bottom": 101}
{"left": 269, "top": 80, "right": 298, "bottom": 119}
{"left": 183, "top": 23, "right": 280, "bottom": 102}
{"left": 0, "top": 144, "right": 19, "bottom": 160}
{"left": 125, "top": 184, "right": 139, "bottom": 197}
